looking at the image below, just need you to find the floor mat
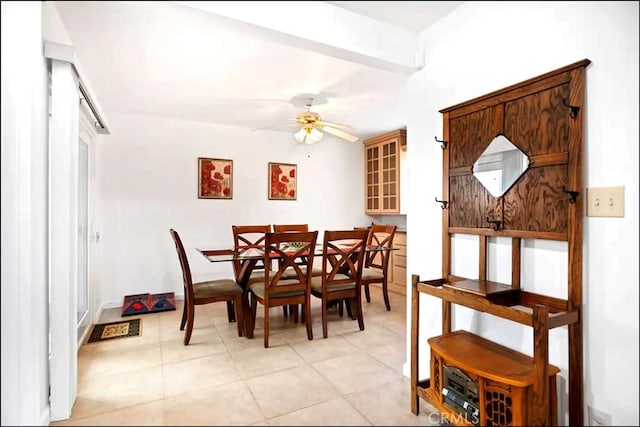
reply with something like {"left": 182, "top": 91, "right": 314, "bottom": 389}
{"left": 86, "top": 318, "right": 142, "bottom": 343}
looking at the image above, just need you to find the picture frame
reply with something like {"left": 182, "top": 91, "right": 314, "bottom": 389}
{"left": 198, "top": 157, "right": 233, "bottom": 199}
{"left": 268, "top": 162, "right": 297, "bottom": 200}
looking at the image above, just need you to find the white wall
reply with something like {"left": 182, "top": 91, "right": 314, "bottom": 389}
{"left": 94, "top": 112, "right": 369, "bottom": 305}
{"left": 1, "top": 2, "right": 50, "bottom": 425}
{"left": 407, "top": 1, "right": 638, "bottom": 425}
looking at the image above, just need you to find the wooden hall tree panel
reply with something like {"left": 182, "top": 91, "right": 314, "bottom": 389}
{"left": 449, "top": 105, "right": 503, "bottom": 169}
{"left": 411, "top": 59, "right": 589, "bottom": 427}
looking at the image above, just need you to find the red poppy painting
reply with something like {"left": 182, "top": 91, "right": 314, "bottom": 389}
{"left": 198, "top": 157, "right": 233, "bottom": 199}
{"left": 268, "top": 162, "right": 297, "bottom": 200}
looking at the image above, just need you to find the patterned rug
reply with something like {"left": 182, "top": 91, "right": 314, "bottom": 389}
{"left": 86, "top": 318, "right": 142, "bottom": 344}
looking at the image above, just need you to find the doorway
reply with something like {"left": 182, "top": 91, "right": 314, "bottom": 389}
{"left": 76, "top": 129, "right": 91, "bottom": 345}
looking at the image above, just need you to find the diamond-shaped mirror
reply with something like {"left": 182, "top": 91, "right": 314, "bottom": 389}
{"left": 472, "top": 134, "right": 530, "bottom": 198}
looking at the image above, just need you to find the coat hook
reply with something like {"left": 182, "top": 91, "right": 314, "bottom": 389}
{"left": 435, "top": 136, "right": 448, "bottom": 149}
{"left": 435, "top": 197, "right": 448, "bottom": 209}
{"left": 562, "top": 99, "right": 580, "bottom": 119}
{"left": 562, "top": 186, "right": 579, "bottom": 204}
{"left": 486, "top": 216, "right": 502, "bottom": 231}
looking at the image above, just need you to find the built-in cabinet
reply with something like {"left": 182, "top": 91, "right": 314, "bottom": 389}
{"left": 364, "top": 129, "right": 406, "bottom": 215}
{"left": 390, "top": 231, "right": 406, "bottom": 293}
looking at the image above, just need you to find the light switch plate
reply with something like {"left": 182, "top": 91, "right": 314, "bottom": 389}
{"left": 587, "top": 186, "right": 624, "bottom": 217}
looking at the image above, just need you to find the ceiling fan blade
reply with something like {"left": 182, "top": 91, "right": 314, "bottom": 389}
{"left": 321, "top": 125, "right": 359, "bottom": 143}
{"left": 316, "top": 120, "right": 353, "bottom": 131}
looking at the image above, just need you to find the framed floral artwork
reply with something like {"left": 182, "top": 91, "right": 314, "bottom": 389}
{"left": 198, "top": 157, "right": 232, "bottom": 199}
{"left": 269, "top": 162, "right": 297, "bottom": 200}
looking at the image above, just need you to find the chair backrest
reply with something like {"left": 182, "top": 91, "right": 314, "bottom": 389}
{"left": 320, "top": 229, "right": 369, "bottom": 292}
{"left": 272, "top": 224, "right": 310, "bottom": 267}
{"left": 232, "top": 225, "right": 272, "bottom": 272}
{"left": 365, "top": 224, "right": 397, "bottom": 271}
{"left": 273, "top": 224, "right": 309, "bottom": 233}
{"left": 232, "top": 225, "right": 272, "bottom": 249}
{"left": 169, "top": 229, "right": 194, "bottom": 301}
{"left": 263, "top": 231, "right": 318, "bottom": 301}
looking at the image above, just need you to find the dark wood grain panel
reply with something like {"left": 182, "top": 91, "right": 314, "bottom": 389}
{"left": 505, "top": 84, "right": 570, "bottom": 156}
{"left": 440, "top": 59, "right": 589, "bottom": 113}
{"left": 449, "top": 166, "right": 473, "bottom": 177}
{"left": 449, "top": 175, "right": 493, "bottom": 228}
{"left": 449, "top": 105, "right": 503, "bottom": 168}
{"left": 530, "top": 152, "right": 568, "bottom": 168}
{"left": 503, "top": 166, "right": 568, "bottom": 233}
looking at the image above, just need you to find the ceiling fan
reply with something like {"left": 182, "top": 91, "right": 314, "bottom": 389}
{"left": 253, "top": 93, "right": 359, "bottom": 145}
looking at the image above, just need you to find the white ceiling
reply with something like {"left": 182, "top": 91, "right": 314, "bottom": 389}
{"left": 328, "top": 1, "right": 464, "bottom": 32}
{"left": 54, "top": 1, "right": 462, "bottom": 140}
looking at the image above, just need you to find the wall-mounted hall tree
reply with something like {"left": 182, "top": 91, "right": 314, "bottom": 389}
{"left": 411, "top": 59, "right": 590, "bottom": 426}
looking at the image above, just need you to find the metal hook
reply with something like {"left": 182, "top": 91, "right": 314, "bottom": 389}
{"left": 562, "top": 186, "right": 579, "bottom": 204}
{"left": 435, "top": 136, "right": 448, "bottom": 149}
{"left": 562, "top": 99, "right": 580, "bottom": 119}
{"left": 435, "top": 197, "right": 448, "bottom": 209}
{"left": 486, "top": 216, "right": 502, "bottom": 231}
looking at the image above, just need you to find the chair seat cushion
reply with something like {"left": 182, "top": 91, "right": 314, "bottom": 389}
{"left": 246, "top": 270, "right": 266, "bottom": 285}
{"left": 193, "top": 279, "right": 242, "bottom": 299}
{"left": 310, "top": 275, "right": 355, "bottom": 292}
{"left": 281, "top": 263, "right": 323, "bottom": 279}
{"left": 249, "top": 280, "right": 305, "bottom": 299}
{"left": 361, "top": 267, "right": 384, "bottom": 281}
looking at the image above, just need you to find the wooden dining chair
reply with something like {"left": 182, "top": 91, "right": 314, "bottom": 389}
{"left": 361, "top": 224, "right": 397, "bottom": 311}
{"left": 169, "top": 229, "right": 243, "bottom": 344}
{"left": 248, "top": 230, "right": 318, "bottom": 348}
{"left": 311, "top": 229, "right": 369, "bottom": 338}
{"left": 273, "top": 223, "right": 325, "bottom": 320}
{"left": 273, "top": 224, "right": 323, "bottom": 277}
{"left": 231, "top": 225, "right": 272, "bottom": 284}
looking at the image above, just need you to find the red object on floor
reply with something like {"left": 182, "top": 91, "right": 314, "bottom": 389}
{"left": 121, "top": 293, "right": 150, "bottom": 317}
{"left": 121, "top": 292, "right": 176, "bottom": 317}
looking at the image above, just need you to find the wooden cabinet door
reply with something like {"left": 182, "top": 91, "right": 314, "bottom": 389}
{"left": 365, "top": 144, "right": 380, "bottom": 213}
{"left": 380, "top": 138, "right": 400, "bottom": 213}
{"left": 364, "top": 130, "right": 405, "bottom": 215}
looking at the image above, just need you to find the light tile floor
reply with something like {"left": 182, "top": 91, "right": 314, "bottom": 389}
{"left": 52, "top": 288, "right": 440, "bottom": 426}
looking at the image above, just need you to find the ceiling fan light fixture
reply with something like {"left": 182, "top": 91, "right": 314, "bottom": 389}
{"left": 294, "top": 126, "right": 323, "bottom": 145}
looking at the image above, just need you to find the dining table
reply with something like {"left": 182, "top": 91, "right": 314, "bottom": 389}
{"left": 197, "top": 241, "right": 395, "bottom": 337}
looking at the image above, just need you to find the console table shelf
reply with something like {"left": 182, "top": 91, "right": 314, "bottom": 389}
{"left": 417, "top": 280, "right": 579, "bottom": 329}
